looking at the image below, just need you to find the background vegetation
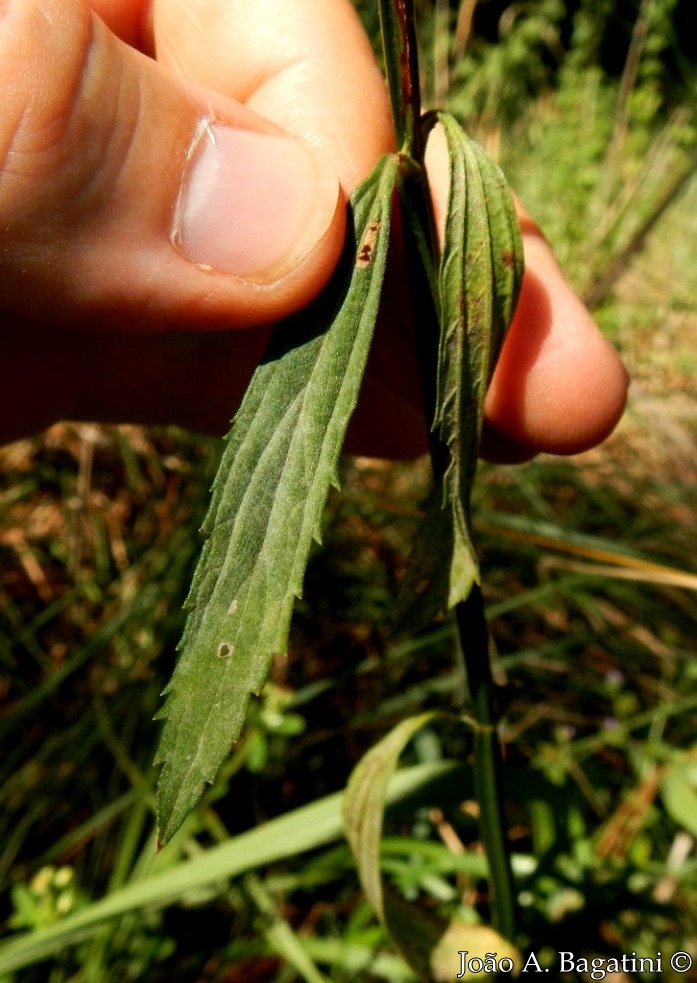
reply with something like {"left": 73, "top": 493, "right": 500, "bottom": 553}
{"left": 1, "top": 1, "right": 696, "bottom": 979}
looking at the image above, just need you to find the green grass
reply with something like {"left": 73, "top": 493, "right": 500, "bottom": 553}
{"left": 1, "top": 4, "right": 697, "bottom": 979}
{"left": 1, "top": 404, "right": 695, "bottom": 981}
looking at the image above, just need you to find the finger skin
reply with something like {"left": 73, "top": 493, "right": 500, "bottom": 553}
{"left": 84, "top": 0, "right": 153, "bottom": 49}
{"left": 0, "top": 0, "right": 628, "bottom": 459}
{"left": 0, "top": 0, "right": 345, "bottom": 329}
{"left": 152, "top": 0, "right": 395, "bottom": 192}
{"left": 482, "top": 227, "right": 629, "bottom": 461}
{"left": 0, "top": 321, "right": 270, "bottom": 444}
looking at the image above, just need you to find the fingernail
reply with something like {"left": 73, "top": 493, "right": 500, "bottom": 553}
{"left": 174, "top": 121, "right": 338, "bottom": 281}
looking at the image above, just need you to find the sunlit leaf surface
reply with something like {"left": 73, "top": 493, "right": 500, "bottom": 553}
{"left": 398, "top": 112, "right": 524, "bottom": 628}
{"left": 155, "top": 155, "right": 399, "bottom": 846}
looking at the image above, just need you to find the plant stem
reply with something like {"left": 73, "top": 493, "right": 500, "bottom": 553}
{"left": 378, "top": 0, "right": 518, "bottom": 946}
{"left": 456, "top": 587, "right": 517, "bottom": 942}
{"left": 377, "top": 0, "right": 423, "bottom": 159}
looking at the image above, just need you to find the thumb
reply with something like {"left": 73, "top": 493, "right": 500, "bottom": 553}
{"left": 0, "top": 0, "right": 345, "bottom": 332}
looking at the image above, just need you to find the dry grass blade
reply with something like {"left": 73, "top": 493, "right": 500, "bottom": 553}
{"left": 539, "top": 558, "right": 697, "bottom": 592}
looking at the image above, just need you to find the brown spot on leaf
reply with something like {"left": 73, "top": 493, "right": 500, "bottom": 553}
{"left": 356, "top": 221, "right": 380, "bottom": 269}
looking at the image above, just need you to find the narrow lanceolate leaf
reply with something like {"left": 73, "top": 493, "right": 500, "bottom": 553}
{"left": 399, "top": 112, "right": 524, "bottom": 627}
{"left": 343, "top": 713, "right": 519, "bottom": 979}
{"left": 155, "top": 154, "right": 399, "bottom": 847}
{"left": 343, "top": 712, "right": 441, "bottom": 973}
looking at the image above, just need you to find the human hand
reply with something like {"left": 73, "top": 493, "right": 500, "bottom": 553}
{"left": 0, "top": 0, "right": 628, "bottom": 459}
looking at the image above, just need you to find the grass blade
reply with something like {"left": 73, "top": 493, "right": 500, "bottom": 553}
{"left": 0, "top": 762, "right": 463, "bottom": 976}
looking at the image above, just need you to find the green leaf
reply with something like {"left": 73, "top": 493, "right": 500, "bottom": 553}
{"left": 155, "top": 154, "right": 399, "bottom": 847}
{"left": 344, "top": 712, "right": 446, "bottom": 980}
{"left": 0, "top": 762, "right": 465, "bottom": 976}
{"left": 244, "top": 874, "right": 329, "bottom": 983}
{"left": 661, "top": 761, "right": 697, "bottom": 837}
{"left": 343, "top": 713, "right": 518, "bottom": 980}
{"left": 344, "top": 713, "right": 437, "bottom": 924}
{"left": 398, "top": 112, "right": 524, "bottom": 627}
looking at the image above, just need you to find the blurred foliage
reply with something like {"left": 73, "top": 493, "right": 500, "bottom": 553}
{"left": 1, "top": 1, "right": 697, "bottom": 980}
